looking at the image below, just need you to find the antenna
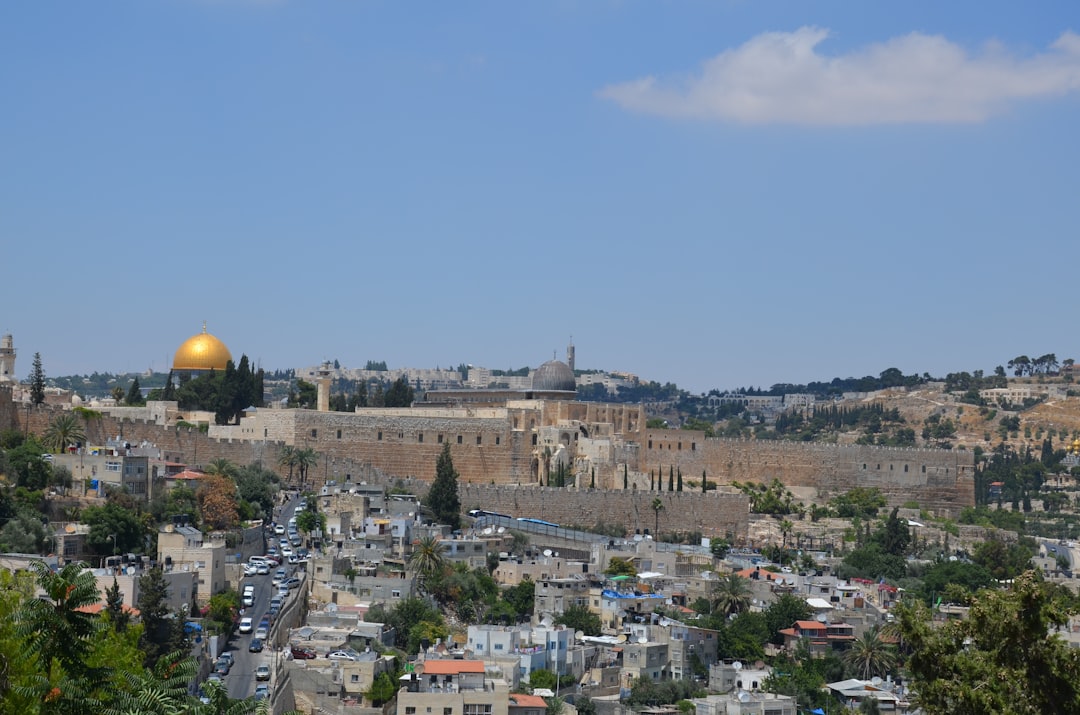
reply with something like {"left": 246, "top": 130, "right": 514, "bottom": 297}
{"left": 732, "top": 661, "right": 743, "bottom": 671}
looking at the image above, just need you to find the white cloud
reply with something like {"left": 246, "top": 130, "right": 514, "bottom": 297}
{"left": 598, "top": 27, "right": 1080, "bottom": 125}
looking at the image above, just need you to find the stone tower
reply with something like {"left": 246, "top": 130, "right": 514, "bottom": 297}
{"left": 315, "top": 362, "right": 333, "bottom": 412}
{"left": 566, "top": 337, "right": 575, "bottom": 373}
{"left": 0, "top": 334, "right": 15, "bottom": 382}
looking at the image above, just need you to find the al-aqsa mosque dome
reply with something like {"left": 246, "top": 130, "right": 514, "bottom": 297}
{"left": 173, "top": 323, "right": 232, "bottom": 372}
{"left": 532, "top": 359, "right": 576, "bottom": 393}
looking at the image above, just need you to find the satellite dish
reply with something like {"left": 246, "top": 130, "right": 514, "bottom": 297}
{"left": 540, "top": 615, "right": 554, "bottom": 628}
{"left": 125, "top": 566, "right": 136, "bottom": 576}
{"left": 633, "top": 534, "right": 643, "bottom": 542}
{"left": 737, "top": 691, "right": 750, "bottom": 703}
{"left": 64, "top": 524, "right": 76, "bottom": 533}
{"left": 871, "top": 676, "right": 883, "bottom": 686}
{"left": 616, "top": 634, "right": 628, "bottom": 643}
{"left": 497, "top": 527, "right": 506, "bottom": 533}
{"left": 637, "top": 636, "right": 647, "bottom": 644}
{"left": 732, "top": 661, "right": 743, "bottom": 671}
{"left": 543, "top": 549, "right": 553, "bottom": 557}
{"left": 575, "top": 630, "right": 585, "bottom": 640}
{"left": 164, "top": 524, "right": 175, "bottom": 533}
{"left": 484, "top": 527, "right": 494, "bottom": 535}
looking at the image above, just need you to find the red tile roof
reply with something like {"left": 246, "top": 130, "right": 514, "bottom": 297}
{"left": 420, "top": 660, "right": 485, "bottom": 675}
{"left": 509, "top": 695, "right": 548, "bottom": 708}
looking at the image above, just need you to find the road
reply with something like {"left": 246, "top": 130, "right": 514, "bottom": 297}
{"left": 223, "top": 493, "right": 302, "bottom": 702}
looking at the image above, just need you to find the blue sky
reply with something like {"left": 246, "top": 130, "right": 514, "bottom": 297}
{"left": 3, "top": 1, "right": 1079, "bottom": 393}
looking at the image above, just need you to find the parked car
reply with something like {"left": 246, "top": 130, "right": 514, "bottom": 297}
{"left": 218, "top": 652, "right": 235, "bottom": 669}
{"left": 255, "top": 626, "right": 268, "bottom": 640}
{"left": 285, "top": 577, "right": 302, "bottom": 590}
{"left": 290, "top": 646, "right": 317, "bottom": 660}
{"left": 326, "top": 650, "right": 359, "bottom": 661}
{"left": 249, "top": 638, "right": 264, "bottom": 653}
{"left": 214, "top": 658, "right": 231, "bottom": 676}
{"left": 274, "top": 524, "right": 286, "bottom": 535}
{"left": 256, "top": 563, "right": 270, "bottom": 575}
{"left": 242, "top": 594, "right": 254, "bottom": 607}
{"left": 254, "top": 684, "right": 270, "bottom": 700}
{"left": 255, "top": 665, "right": 271, "bottom": 681}
{"left": 243, "top": 563, "right": 259, "bottom": 576}
{"left": 238, "top": 617, "right": 253, "bottom": 634}
{"left": 272, "top": 568, "right": 287, "bottom": 586}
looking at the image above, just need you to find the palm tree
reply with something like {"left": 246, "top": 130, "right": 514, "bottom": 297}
{"left": 651, "top": 498, "right": 664, "bottom": 535}
{"left": 294, "top": 448, "right": 318, "bottom": 486}
{"left": 277, "top": 446, "right": 298, "bottom": 485}
{"left": 844, "top": 626, "right": 897, "bottom": 680}
{"left": 779, "top": 519, "right": 794, "bottom": 566}
{"left": 712, "top": 573, "right": 752, "bottom": 617}
{"left": 42, "top": 413, "right": 87, "bottom": 454}
{"left": 409, "top": 535, "right": 447, "bottom": 582}
{"left": 205, "top": 458, "right": 238, "bottom": 480}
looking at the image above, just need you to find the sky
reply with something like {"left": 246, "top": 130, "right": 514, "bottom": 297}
{"left": 2, "top": 1, "right": 1079, "bottom": 394}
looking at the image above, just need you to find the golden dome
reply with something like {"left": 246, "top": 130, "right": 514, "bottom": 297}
{"left": 173, "top": 323, "right": 232, "bottom": 372}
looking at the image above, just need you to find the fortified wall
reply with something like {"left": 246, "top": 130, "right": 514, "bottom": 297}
{"left": 645, "top": 431, "right": 975, "bottom": 516}
{"left": 455, "top": 484, "right": 749, "bottom": 540}
{"left": 3, "top": 392, "right": 973, "bottom": 520}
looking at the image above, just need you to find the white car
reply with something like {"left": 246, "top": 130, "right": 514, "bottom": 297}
{"left": 244, "top": 564, "right": 259, "bottom": 576}
{"left": 243, "top": 594, "right": 254, "bottom": 607}
{"left": 257, "top": 563, "right": 270, "bottom": 575}
{"left": 326, "top": 650, "right": 359, "bottom": 661}
{"left": 238, "top": 617, "right": 253, "bottom": 634}
{"left": 255, "top": 626, "right": 269, "bottom": 640}
{"left": 274, "top": 524, "right": 286, "bottom": 535}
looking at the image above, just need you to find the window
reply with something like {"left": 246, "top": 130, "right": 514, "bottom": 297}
{"left": 438, "top": 434, "right": 443, "bottom": 443}
{"left": 337, "top": 429, "right": 342, "bottom": 439}
{"left": 351, "top": 674, "right": 360, "bottom": 682}
{"left": 691, "top": 443, "right": 696, "bottom": 451}
{"left": 495, "top": 436, "right": 500, "bottom": 445}
{"left": 418, "top": 433, "right": 424, "bottom": 443}
{"left": 532, "top": 434, "right": 538, "bottom": 446}
{"left": 464, "top": 706, "right": 492, "bottom": 715}
{"left": 406, "top": 708, "right": 416, "bottom": 714}
{"left": 904, "top": 464, "right": 909, "bottom": 472}
{"left": 494, "top": 643, "right": 504, "bottom": 650}
{"left": 378, "top": 432, "right": 383, "bottom": 441}
{"left": 444, "top": 709, "right": 453, "bottom": 715}
{"left": 476, "top": 435, "right": 482, "bottom": 445}
{"left": 392, "top": 590, "right": 401, "bottom": 598}
{"left": 310, "top": 429, "right": 317, "bottom": 439}
{"left": 457, "top": 435, "right": 463, "bottom": 444}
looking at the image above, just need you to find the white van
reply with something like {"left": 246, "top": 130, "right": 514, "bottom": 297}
{"left": 249, "top": 555, "right": 269, "bottom": 565}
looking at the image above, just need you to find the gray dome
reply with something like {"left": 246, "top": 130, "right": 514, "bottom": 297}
{"left": 533, "top": 360, "right": 576, "bottom": 392}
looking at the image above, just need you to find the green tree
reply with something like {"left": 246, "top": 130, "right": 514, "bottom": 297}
{"left": 125, "top": 377, "right": 144, "bottom": 406}
{"left": 409, "top": 535, "right": 448, "bottom": 584}
{"left": 527, "top": 668, "right": 557, "bottom": 691}
{"left": 712, "top": 573, "right": 752, "bottom": 616}
{"left": 764, "top": 593, "right": 812, "bottom": 644}
{"left": 384, "top": 376, "right": 415, "bottom": 407}
{"left": 604, "top": 557, "right": 636, "bottom": 577}
{"left": 43, "top": 413, "right": 87, "bottom": 454}
{"left": 844, "top": 626, "right": 896, "bottom": 680}
{"left": 651, "top": 498, "right": 664, "bottom": 535}
{"left": 107, "top": 649, "right": 202, "bottom": 715}
{"left": 427, "top": 443, "right": 461, "bottom": 530}
{"left": 29, "top": 352, "right": 46, "bottom": 405}
{"left": 82, "top": 501, "right": 145, "bottom": 556}
{"left": 896, "top": 570, "right": 1080, "bottom": 714}
{"left": 137, "top": 567, "right": 188, "bottom": 670}
{"left": 105, "top": 576, "right": 130, "bottom": 633}
{"left": 293, "top": 447, "right": 318, "bottom": 486}
{"left": 709, "top": 538, "right": 730, "bottom": 559}
{"left": 555, "top": 603, "right": 602, "bottom": 636}
{"left": 277, "top": 445, "right": 297, "bottom": 483}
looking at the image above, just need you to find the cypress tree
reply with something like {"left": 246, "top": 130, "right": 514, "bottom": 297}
{"left": 702, "top": 469, "right": 707, "bottom": 493}
{"left": 590, "top": 467, "right": 595, "bottom": 489}
{"left": 668, "top": 466, "right": 674, "bottom": 491}
{"left": 623, "top": 464, "right": 628, "bottom": 490}
{"left": 427, "top": 443, "right": 461, "bottom": 529}
{"left": 29, "top": 352, "right": 46, "bottom": 405}
{"left": 677, "top": 467, "right": 683, "bottom": 492}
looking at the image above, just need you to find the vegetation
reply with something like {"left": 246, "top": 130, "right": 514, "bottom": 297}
{"left": 426, "top": 443, "right": 461, "bottom": 530}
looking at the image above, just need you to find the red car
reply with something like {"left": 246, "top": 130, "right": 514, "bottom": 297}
{"left": 290, "top": 646, "right": 318, "bottom": 660}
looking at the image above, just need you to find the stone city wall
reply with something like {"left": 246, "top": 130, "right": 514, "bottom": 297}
{"left": 644, "top": 431, "right": 975, "bottom": 516}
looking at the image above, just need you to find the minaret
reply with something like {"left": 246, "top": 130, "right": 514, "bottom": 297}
{"left": 0, "top": 334, "right": 15, "bottom": 382}
{"left": 566, "top": 337, "right": 575, "bottom": 372}
{"left": 315, "top": 362, "right": 332, "bottom": 412}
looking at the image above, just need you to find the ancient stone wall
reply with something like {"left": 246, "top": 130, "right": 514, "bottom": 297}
{"left": 455, "top": 484, "right": 750, "bottom": 540}
{"left": 644, "top": 431, "right": 975, "bottom": 516}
